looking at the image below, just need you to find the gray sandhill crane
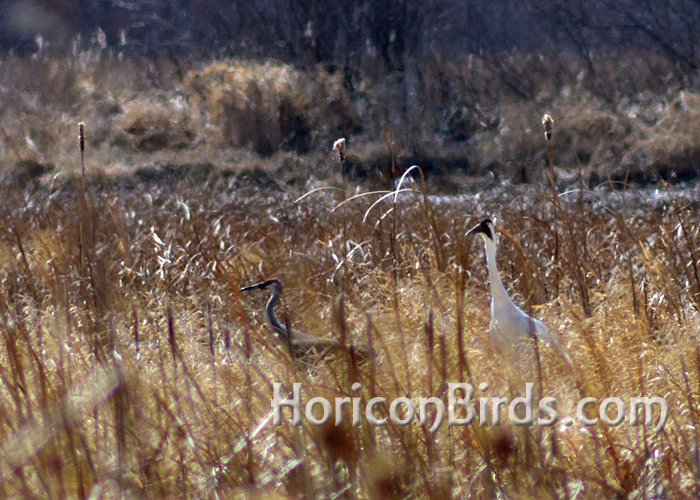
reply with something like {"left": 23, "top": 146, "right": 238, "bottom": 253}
{"left": 240, "top": 279, "right": 372, "bottom": 363}
{"left": 466, "top": 218, "right": 565, "bottom": 358}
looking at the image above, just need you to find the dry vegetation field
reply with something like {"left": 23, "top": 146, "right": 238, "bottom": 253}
{"left": 1, "top": 46, "right": 700, "bottom": 499}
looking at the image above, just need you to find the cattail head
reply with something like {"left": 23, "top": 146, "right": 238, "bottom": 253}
{"left": 333, "top": 137, "right": 346, "bottom": 165}
{"left": 542, "top": 114, "right": 553, "bottom": 143}
{"left": 314, "top": 422, "right": 358, "bottom": 465}
{"left": 79, "top": 121, "right": 85, "bottom": 153}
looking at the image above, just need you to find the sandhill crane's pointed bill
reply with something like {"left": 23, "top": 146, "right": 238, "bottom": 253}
{"left": 240, "top": 279, "right": 280, "bottom": 292}
{"left": 466, "top": 218, "right": 495, "bottom": 240}
{"left": 238, "top": 278, "right": 374, "bottom": 366}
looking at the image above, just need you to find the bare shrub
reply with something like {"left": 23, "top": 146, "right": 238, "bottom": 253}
{"left": 117, "top": 97, "right": 196, "bottom": 152}
{"left": 184, "top": 60, "right": 356, "bottom": 155}
{"left": 617, "top": 91, "right": 700, "bottom": 182}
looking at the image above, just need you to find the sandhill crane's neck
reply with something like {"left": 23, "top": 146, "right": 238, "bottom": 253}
{"left": 484, "top": 239, "right": 513, "bottom": 307}
{"left": 266, "top": 292, "right": 290, "bottom": 342}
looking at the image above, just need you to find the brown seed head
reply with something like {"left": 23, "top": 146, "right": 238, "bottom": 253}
{"left": 315, "top": 423, "right": 358, "bottom": 465}
{"left": 542, "top": 113, "right": 553, "bottom": 142}
{"left": 79, "top": 121, "right": 85, "bottom": 152}
{"left": 490, "top": 427, "right": 516, "bottom": 466}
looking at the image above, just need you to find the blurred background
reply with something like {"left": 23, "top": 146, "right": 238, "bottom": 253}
{"left": 4, "top": 0, "right": 698, "bottom": 63}
{"left": 2, "top": 0, "right": 700, "bottom": 188}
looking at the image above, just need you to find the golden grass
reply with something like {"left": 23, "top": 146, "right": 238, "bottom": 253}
{"left": 0, "top": 157, "right": 698, "bottom": 498}
{"left": 1, "top": 44, "right": 700, "bottom": 498}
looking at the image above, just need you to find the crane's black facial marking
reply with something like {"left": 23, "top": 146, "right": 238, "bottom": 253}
{"left": 240, "top": 279, "right": 281, "bottom": 292}
{"left": 466, "top": 218, "right": 494, "bottom": 241}
{"left": 259, "top": 279, "right": 280, "bottom": 289}
{"left": 477, "top": 219, "right": 494, "bottom": 240}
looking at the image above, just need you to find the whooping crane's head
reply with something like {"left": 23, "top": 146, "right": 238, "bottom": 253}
{"left": 466, "top": 218, "right": 498, "bottom": 247}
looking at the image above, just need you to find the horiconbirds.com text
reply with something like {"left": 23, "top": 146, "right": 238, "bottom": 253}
{"left": 271, "top": 382, "right": 669, "bottom": 433}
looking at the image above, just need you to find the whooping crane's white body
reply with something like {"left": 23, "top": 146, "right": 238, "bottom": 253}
{"left": 467, "top": 218, "right": 563, "bottom": 356}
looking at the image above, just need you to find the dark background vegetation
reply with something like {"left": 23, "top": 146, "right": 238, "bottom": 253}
{"left": 4, "top": 1, "right": 700, "bottom": 66}
{"left": 3, "top": 1, "right": 700, "bottom": 186}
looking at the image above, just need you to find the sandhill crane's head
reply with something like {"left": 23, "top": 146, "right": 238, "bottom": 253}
{"left": 240, "top": 279, "right": 283, "bottom": 296}
{"left": 466, "top": 218, "right": 498, "bottom": 247}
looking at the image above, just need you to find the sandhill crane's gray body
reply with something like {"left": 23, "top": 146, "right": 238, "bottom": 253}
{"left": 240, "top": 280, "right": 341, "bottom": 360}
{"left": 467, "top": 218, "right": 562, "bottom": 355}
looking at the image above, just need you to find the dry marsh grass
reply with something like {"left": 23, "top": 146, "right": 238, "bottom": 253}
{"left": 3, "top": 42, "right": 700, "bottom": 498}
{"left": 0, "top": 154, "right": 699, "bottom": 498}
{"left": 184, "top": 60, "right": 355, "bottom": 155}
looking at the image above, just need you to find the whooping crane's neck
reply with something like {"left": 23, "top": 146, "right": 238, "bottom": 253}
{"left": 482, "top": 235, "right": 514, "bottom": 309}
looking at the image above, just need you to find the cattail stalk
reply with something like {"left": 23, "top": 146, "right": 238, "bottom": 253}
{"left": 208, "top": 304, "right": 215, "bottom": 357}
{"left": 223, "top": 327, "right": 231, "bottom": 362}
{"left": 79, "top": 121, "right": 85, "bottom": 179}
{"left": 167, "top": 299, "right": 176, "bottom": 362}
{"left": 333, "top": 137, "right": 350, "bottom": 295}
{"left": 541, "top": 114, "right": 558, "bottom": 202}
{"left": 133, "top": 309, "right": 139, "bottom": 357}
